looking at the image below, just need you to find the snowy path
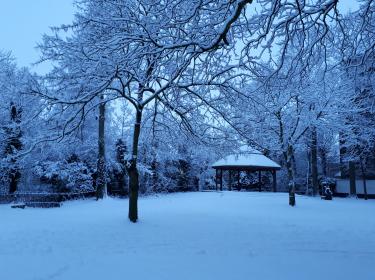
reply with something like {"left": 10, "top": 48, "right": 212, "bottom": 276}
{"left": 1, "top": 192, "right": 374, "bottom": 280}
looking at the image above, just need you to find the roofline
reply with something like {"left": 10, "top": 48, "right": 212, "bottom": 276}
{"left": 212, "top": 165, "right": 281, "bottom": 171}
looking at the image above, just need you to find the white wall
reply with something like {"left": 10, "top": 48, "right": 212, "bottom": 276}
{"left": 336, "top": 179, "right": 375, "bottom": 195}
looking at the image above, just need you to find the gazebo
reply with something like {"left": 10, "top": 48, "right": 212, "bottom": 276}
{"left": 212, "top": 147, "right": 281, "bottom": 192}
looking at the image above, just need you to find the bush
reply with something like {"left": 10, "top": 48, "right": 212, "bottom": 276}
{"left": 34, "top": 156, "right": 94, "bottom": 193}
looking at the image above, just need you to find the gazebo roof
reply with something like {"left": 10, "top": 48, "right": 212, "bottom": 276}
{"left": 212, "top": 147, "right": 281, "bottom": 171}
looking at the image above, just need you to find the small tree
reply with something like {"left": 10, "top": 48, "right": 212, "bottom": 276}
{"left": 115, "top": 138, "right": 128, "bottom": 195}
{"left": 4, "top": 102, "right": 23, "bottom": 193}
{"left": 96, "top": 96, "right": 106, "bottom": 199}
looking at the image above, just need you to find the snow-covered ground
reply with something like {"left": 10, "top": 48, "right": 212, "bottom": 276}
{"left": 1, "top": 192, "right": 374, "bottom": 280}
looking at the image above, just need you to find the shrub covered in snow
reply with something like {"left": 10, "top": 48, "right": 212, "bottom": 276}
{"left": 33, "top": 154, "right": 94, "bottom": 193}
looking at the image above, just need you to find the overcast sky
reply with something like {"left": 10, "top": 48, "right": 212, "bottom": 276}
{"left": 0, "top": 0, "right": 360, "bottom": 74}
{"left": 0, "top": 0, "right": 75, "bottom": 73}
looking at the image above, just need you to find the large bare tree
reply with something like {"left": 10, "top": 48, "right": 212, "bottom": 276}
{"left": 35, "top": 0, "right": 365, "bottom": 220}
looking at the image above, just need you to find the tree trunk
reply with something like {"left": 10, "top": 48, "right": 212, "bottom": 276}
{"left": 306, "top": 150, "right": 311, "bottom": 195}
{"left": 151, "top": 158, "right": 158, "bottom": 192}
{"left": 9, "top": 170, "right": 20, "bottom": 194}
{"left": 128, "top": 109, "right": 143, "bottom": 223}
{"left": 360, "top": 158, "right": 368, "bottom": 200}
{"left": 96, "top": 96, "right": 106, "bottom": 199}
{"left": 151, "top": 99, "right": 158, "bottom": 192}
{"left": 311, "top": 127, "right": 318, "bottom": 196}
{"left": 285, "top": 145, "right": 296, "bottom": 206}
{"left": 339, "top": 132, "right": 346, "bottom": 178}
{"left": 291, "top": 148, "right": 297, "bottom": 178}
{"left": 320, "top": 147, "right": 328, "bottom": 177}
{"left": 349, "top": 161, "right": 356, "bottom": 196}
{"left": 128, "top": 161, "right": 139, "bottom": 222}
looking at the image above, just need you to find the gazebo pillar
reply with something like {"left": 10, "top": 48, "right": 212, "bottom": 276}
{"left": 215, "top": 169, "right": 218, "bottom": 191}
{"left": 220, "top": 169, "right": 223, "bottom": 191}
{"left": 212, "top": 150, "right": 281, "bottom": 192}
{"left": 272, "top": 170, "right": 277, "bottom": 192}
{"left": 228, "top": 170, "right": 232, "bottom": 191}
{"left": 237, "top": 170, "right": 240, "bottom": 189}
{"left": 258, "top": 171, "right": 262, "bottom": 192}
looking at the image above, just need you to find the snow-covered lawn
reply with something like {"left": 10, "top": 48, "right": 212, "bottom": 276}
{"left": 1, "top": 192, "right": 374, "bottom": 280}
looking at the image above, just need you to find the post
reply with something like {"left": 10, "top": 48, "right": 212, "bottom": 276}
{"left": 228, "top": 170, "right": 232, "bottom": 191}
{"left": 237, "top": 170, "right": 240, "bottom": 190}
{"left": 258, "top": 171, "right": 262, "bottom": 192}
{"left": 220, "top": 169, "right": 223, "bottom": 191}
{"left": 272, "top": 170, "right": 277, "bottom": 192}
{"left": 215, "top": 169, "right": 218, "bottom": 191}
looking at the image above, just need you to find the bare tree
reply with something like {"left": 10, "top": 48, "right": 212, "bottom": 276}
{"left": 34, "top": 0, "right": 364, "bottom": 219}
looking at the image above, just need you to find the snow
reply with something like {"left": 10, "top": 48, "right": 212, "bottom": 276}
{"left": 1, "top": 192, "right": 374, "bottom": 280}
{"left": 212, "top": 153, "right": 281, "bottom": 169}
{"left": 238, "top": 145, "right": 262, "bottom": 154}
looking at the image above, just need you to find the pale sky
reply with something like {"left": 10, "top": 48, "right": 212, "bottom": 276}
{"left": 0, "top": 0, "right": 360, "bottom": 74}
{"left": 0, "top": 0, "right": 75, "bottom": 73}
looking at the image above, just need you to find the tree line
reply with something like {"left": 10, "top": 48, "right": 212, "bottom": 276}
{"left": 0, "top": 0, "right": 374, "bottom": 221}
